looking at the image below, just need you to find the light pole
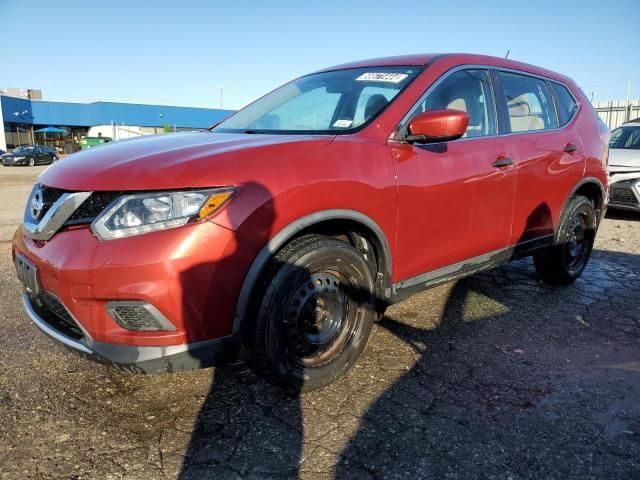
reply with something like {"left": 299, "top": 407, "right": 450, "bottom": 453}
{"left": 217, "top": 85, "right": 226, "bottom": 109}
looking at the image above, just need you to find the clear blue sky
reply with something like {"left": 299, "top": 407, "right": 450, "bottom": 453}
{"left": 2, "top": 0, "right": 639, "bottom": 109}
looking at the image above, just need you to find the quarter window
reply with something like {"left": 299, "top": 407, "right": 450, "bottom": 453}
{"left": 549, "top": 82, "right": 578, "bottom": 126}
{"left": 499, "top": 72, "right": 558, "bottom": 132}
{"left": 414, "top": 69, "right": 497, "bottom": 138}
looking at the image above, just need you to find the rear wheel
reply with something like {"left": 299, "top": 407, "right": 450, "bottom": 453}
{"left": 244, "top": 235, "right": 377, "bottom": 391}
{"left": 534, "top": 195, "right": 596, "bottom": 285}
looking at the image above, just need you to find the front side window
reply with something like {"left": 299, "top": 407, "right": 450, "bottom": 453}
{"left": 412, "top": 69, "right": 497, "bottom": 138}
{"left": 499, "top": 72, "right": 558, "bottom": 132}
{"left": 13, "top": 146, "right": 35, "bottom": 154}
{"left": 609, "top": 126, "right": 640, "bottom": 149}
{"left": 214, "top": 67, "right": 420, "bottom": 134}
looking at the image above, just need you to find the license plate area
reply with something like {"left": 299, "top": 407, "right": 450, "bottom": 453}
{"left": 14, "top": 253, "right": 41, "bottom": 295}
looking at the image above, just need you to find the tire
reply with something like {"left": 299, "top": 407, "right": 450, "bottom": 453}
{"left": 28, "top": 157, "right": 35, "bottom": 167}
{"left": 244, "top": 235, "right": 377, "bottom": 391}
{"left": 534, "top": 195, "right": 596, "bottom": 285}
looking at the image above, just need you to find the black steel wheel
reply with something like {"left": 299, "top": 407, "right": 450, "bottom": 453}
{"left": 244, "top": 235, "right": 377, "bottom": 391}
{"left": 534, "top": 195, "right": 596, "bottom": 285}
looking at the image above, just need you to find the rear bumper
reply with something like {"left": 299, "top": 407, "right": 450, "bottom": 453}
{"left": 23, "top": 293, "right": 237, "bottom": 373}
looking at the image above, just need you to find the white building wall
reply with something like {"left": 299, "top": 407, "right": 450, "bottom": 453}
{"left": 87, "top": 125, "right": 154, "bottom": 141}
{"left": 0, "top": 106, "right": 6, "bottom": 151}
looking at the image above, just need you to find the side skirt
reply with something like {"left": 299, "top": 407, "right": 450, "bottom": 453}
{"left": 390, "top": 235, "right": 553, "bottom": 304}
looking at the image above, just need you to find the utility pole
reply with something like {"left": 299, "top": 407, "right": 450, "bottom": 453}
{"left": 626, "top": 80, "right": 632, "bottom": 122}
{"left": 217, "top": 85, "right": 226, "bottom": 109}
{"left": 233, "top": 64, "right": 237, "bottom": 109}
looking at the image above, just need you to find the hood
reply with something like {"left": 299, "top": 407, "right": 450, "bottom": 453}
{"left": 38, "top": 132, "right": 334, "bottom": 191}
{"left": 609, "top": 148, "right": 640, "bottom": 172}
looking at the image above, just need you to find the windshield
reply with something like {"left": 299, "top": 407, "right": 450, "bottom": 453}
{"left": 13, "top": 146, "right": 35, "bottom": 154}
{"left": 213, "top": 66, "right": 421, "bottom": 135}
{"left": 609, "top": 126, "right": 640, "bottom": 150}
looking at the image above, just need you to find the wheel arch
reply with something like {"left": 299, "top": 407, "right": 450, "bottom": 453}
{"left": 566, "top": 176, "right": 606, "bottom": 224}
{"left": 233, "top": 209, "right": 393, "bottom": 335}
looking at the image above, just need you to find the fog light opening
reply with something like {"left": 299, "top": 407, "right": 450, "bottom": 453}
{"left": 105, "top": 301, "right": 176, "bottom": 332}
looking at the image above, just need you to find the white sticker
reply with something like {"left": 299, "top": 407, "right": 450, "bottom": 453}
{"left": 333, "top": 119, "right": 353, "bottom": 128}
{"left": 356, "top": 72, "right": 409, "bottom": 83}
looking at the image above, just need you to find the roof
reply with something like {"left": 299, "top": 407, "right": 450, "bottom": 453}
{"left": 1, "top": 96, "right": 234, "bottom": 129}
{"left": 316, "top": 53, "right": 575, "bottom": 85}
{"left": 315, "top": 54, "right": 443, "bottom": 72}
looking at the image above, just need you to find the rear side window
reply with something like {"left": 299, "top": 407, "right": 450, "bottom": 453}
{"left": 549, "top": 82, "right": 578, "bottom": 126}
{"left": 416, "top": 69, "right": 497, "bottom": 138}
{"left": 499, "top": 72, "right": 558, "bottom": 132}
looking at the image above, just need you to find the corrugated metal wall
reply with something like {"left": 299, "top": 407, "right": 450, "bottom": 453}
{"left": 593, "top": 100, "right": 640, "bottom": 130}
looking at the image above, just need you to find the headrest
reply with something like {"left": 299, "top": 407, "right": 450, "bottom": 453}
{"left": 364, "top": 94, "right": 389, "bottom": 120}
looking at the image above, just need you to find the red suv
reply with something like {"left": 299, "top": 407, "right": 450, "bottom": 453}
{"left": 13, "top": 54, "right": 609, "bottom": 390}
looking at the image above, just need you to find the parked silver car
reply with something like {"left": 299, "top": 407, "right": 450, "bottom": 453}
{"left": 609, "top": 120, "right": 640, "bottom": 212}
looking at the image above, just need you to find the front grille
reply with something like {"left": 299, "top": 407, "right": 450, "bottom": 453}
{"left": 38, "top": 293, "right": 84, "bottom": 340}
{"left": 65, "top": 192, "right": 120, "bottom": 225}
{"left": 35, "top": 185, "right": 120, "bottom": 227}
{"left": 39, "top": 186, "right": 67, "bottom": 219}
{"left": 610, "top": 185, "right": 639, "bottom": 207}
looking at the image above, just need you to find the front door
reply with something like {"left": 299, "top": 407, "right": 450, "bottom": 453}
{"left": 391, "top": 68, "right": 518, "bottom": 282}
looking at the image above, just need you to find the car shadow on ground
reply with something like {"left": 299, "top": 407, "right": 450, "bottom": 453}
{"left": 178, "top": 245, "right": 640, "bottom": 479}
{"left": 606, "top": 209, "right": 640, "bottom": 221}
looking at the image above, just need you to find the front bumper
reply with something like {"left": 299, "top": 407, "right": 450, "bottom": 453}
{"left": 2, "top": 157, "right": 26, "bottom": 166}
{"left": 23, "top": 293, "right": 236, "bottom": 372}
{"left": 13, "top": 218, "right": 261, "bottom": 372}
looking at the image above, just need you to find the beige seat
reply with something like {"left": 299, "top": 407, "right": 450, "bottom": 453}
{"left": 507, "top": 95, "right": 544, "bottom": 132}
{"left": 447, "top": 98, "right": 483, "bottom": 137}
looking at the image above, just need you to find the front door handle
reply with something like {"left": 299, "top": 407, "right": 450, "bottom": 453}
{"left": 492, "top": 156, "right": 513, "bottom": 168}
{"left": 563, "top": 143, "right": 578, "bottom": 153}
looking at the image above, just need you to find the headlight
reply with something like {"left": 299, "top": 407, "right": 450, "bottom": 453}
{"left": 14, "top": 156, "right": 26, "bottom": 160}
{"left": 91, "top": 187, "right": 234, "bottom": 240}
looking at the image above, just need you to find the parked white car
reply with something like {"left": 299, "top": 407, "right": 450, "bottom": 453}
{"left": 609, "top": 120, "right": 640, "bottom": 212}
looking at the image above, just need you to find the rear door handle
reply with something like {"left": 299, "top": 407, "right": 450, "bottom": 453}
{"left": 563, "top": 143, "right": 578, "bottom": 153}
{"left": 492, "top": 156, "right": 513, "bottom": 168}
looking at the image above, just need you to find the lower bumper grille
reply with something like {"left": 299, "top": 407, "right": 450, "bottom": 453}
{"left": 37, "top": 293, "right": 84, "bottom": 340}
{"left": 610, "top": 184, "right": 639, "bottom": 207}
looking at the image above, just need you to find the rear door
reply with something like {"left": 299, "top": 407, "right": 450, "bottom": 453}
{"left": 494, "top": 71, "right": 585, "bottom": 246}
{"left": 391, "top": 68, "right": 518, "bottom": 281}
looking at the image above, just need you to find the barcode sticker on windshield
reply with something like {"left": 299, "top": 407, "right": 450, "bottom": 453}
{"left": 333, "top": 119, "right": 353, "bottom": 128}
{"left": 356, "top": 72, "right": 408, "bottom": 83}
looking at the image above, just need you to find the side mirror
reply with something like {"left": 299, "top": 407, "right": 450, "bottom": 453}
{"left": 405, "top": 109, "right": 469, "bottom": 143}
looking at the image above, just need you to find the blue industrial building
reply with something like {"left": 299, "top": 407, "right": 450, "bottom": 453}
{"left": 0, "top": 94, "right": 234, "bottom": 151}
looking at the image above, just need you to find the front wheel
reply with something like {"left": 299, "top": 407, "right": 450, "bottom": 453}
{"left": 534, "top": 195, "right": 596, "bottom": 285}
{"left": 28, "top": 157, "right": 35, "bottom": 167}
{"left": 244, "top": 235, "right": 377, "bottom": 391}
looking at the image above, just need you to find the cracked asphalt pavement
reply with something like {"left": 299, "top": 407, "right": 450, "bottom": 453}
{"left": 1, "top": 166, "right": 639, "bottom": 479}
